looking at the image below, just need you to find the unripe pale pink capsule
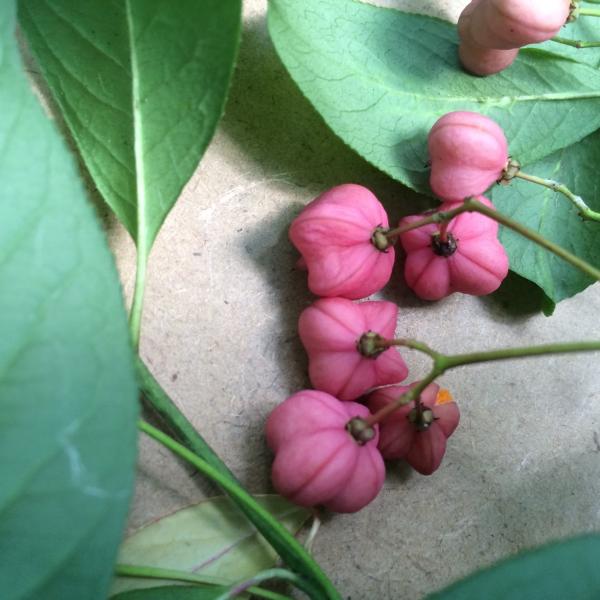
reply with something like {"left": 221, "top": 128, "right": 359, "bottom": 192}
{"left": 428, "top": 111, "right": 508, "bottom": 201}
{"left": 399, "top": 196, "right": 509, "bottom": 301}
{"left": 266, "top": 390, "right": 385, "bottom": 512}
{"left": 298, "top": 297, "right": 408, "bottom": 400}
{"left": 289, "top": 184, "right": 395, "bottom": 300}
{"left": 367, "top": 383, "right": 460, "bottom": 475}
{"left": 461, "top": 0, "right": 570, "bottom": 50}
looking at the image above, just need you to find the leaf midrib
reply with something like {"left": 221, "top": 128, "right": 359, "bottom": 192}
{"left": 125, "top": 0, "right": 146, "bottom": 254}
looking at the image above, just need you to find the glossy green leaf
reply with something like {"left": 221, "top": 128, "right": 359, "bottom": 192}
{"left": 19, "top": 0, "right": 242, "bottom": 257}
{"left": 111, "top": 496, "right": 310, "bottom": 596}
{"left": 267, "top": 0, "right": 600, "bottom": 194}
{"left": 113, "top": 586, "right": 227, "bottom": 600}
{"left": 429, "top": 534, "right": 600, "bottom": 599}
{"left": 0, "top": 1, "right": 138, "bottom": 598}
{"left": 491, "top": 130, "right": 600, "bottom": 303}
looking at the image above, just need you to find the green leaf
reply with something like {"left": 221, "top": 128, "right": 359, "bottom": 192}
{"left": 18, "top": 0, "right": 242, "bottom": 257}
{"left": 0, "top": 1, "right": 138, "bottom": 598}
{"left": 538, "top": 16, "right": 600, "bottom": 67}
{"left": 113, "top": 586, "right": 227, "bottom": 600}
{"left": 491, "top": 130, "right": 600, "bottom": 303}
{"left": 267, "top": 0, "right": 600, "bottom": 194}
{"left": 138, "top": 422, "right": 341, "bottom": 600}
{"left": 429, "top": 534, "right": 600, "bottom": 599}
{"left": 111, "top": 496, "right": 310, "bottom": 596}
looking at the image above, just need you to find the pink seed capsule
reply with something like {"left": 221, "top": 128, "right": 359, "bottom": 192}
{"left": 428, "top": 111, "right": 508, "bottom": 201}
{"left": 457, "top": 0, "right": 520, "bottom": 74}
{"left": 289, "top": 184, "right": 395, "bottom": 300}
{"left": 398, "top": 196, "right": 509, "bottom": 301}
{"left": 458, "top": 39, "right": 519, "bottom": 76}
{"left": 298, "top": 297, "right": 408, "bottom": 401}
{"left": 367, "top": 383, "right": 460, "bottom": 475}
{"left": 460, "top": 0, "right": 571, "bottom": 51}
{"left": 266, "top": 390, "right": 385, "bottom": 512}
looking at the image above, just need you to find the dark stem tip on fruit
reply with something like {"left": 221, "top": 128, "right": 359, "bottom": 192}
{"left": 346, "top": 417, "right": 376, "bottom": 445}
{"left": 357, "top": 331, "right": 387, "bottom": 358}
{"left": 408, "top": 407, "right": 434, "bottom": 432}
{"left": 431, "top": 232, "right": 458, "bottom": 257}
{"left": 371, "top": 226, "right": 392, "bottom": 251}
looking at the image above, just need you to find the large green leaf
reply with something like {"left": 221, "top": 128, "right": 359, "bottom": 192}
{"left": 0, "top": 1, "right": 138, "bottom": 598}
{"left": 111, "top": 495, "right": 309, "bottom": 595}
{"left": 19, "top": 0, "right": 242, "bottom": 257}
{"left": 491, "top": 130, "right": 600, "bottom": 303}
{"left": 267, "top": 0, "right": 600, "bottom": 194}
{"left": 429, "top": 534, "right": 600, "bottom": 599}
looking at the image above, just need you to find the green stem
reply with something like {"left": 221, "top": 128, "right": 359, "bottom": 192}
{"left": 115, "top": 564, "right": 226, "bottom": 586}
{"left": 385, "top": 198, "right": 600, "bottom": 282}
{"left": 578, "top": 7, "right": 600, "bottom": 16}
{"left": 465, "top": 198, "right": 600, "bottom": 281}
{"left": 378, "top": 338, "right": 441, "bottom": 361}
{"left": 514, "top": 171, "right": 600, "bottom": 222}
{"left": 366, "top": 338, "right": 600, "bottom": 426}
{"left": 138, "top": 421, "right": 341, "bottom": 600}
{"left": 115, "top": 564, "right": 291, "bottom": 600}
{"left": 364, "top": 370, "right": 438, "bottom": 427}
{"left": 551, "top": 35, "right": 600, "bottom": 48}
{"left": 440, "top": 341, "right": 600, "bottom": 370}
{"left": 215, "top": 568, "right": 302, "bottom": 600}
{"left": 129, "top": 250, "right": 148, "bottom": 351}
{"left": 384, "top": 204, "right": 466, "bottom": 239}
{"left": 136, "top": 357, "right": 237, "bottom": 481}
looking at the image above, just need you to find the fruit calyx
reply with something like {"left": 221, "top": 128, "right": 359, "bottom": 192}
{"left": 431, "top": 232, "right": 458, "bottom": 257}
{"left": 371, "top": 226, "right": 392, "bottom": 251}
{"left": 346, "top": 417, "right": 376, "bottom": 445}
{"left": 408, "top": 407, "right": 435, "bottom": 432}
{"left": 357, "top": 331, "right": 386, "bottom": 358}
{"left": 500, "top": 157, "right": 521, "bottom": 183}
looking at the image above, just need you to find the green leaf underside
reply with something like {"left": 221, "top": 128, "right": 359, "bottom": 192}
{"left": 112, "top": 587, "right": 227, "bottom": 600}
{"left": 111, "top": 495, "right": 310, "bottom": 596}
{"left": 491, "top": 129, "right": 600, "bottom": 303}
{"left": 267, "top": 0, "right": 600, "bottom": 194}
{"left": 429, "top": 534, "right": 600, "bottom": 599}
{"left": 19, "top": 0, "right": 242, "bottom": 257}
{"left": 0, "top": 2, "right": 138, "bottom": 599}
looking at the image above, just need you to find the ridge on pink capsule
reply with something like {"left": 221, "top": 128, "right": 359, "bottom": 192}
{"left": 266, "top": 390, "right": 385, "bottom": 512}
{"left": 428, "top": 112, "right": 508, "bottom": 201}
{"left": 399, "top": 196, "right": 509, "bottom": 301}
{"left": 289, "top": 184, "right": 395, "bottom": 300}
{"left": 298, "top": 297, "right": 408, "bottom": 401}
{"left": 367, "top": 383, "right": 460, "bottom": 475}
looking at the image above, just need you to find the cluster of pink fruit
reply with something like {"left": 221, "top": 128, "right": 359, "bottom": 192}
{"left": 266, "top": 298, "right": 460, "bottom": 513}
{"left": 290, "top": 111, "right": 510, "bottom": 302}
{"left": 264, "top": 110, "right": 517, "bottom": 513}
{"left": 458, "top": 0, "right": 572, "bottom": 75}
